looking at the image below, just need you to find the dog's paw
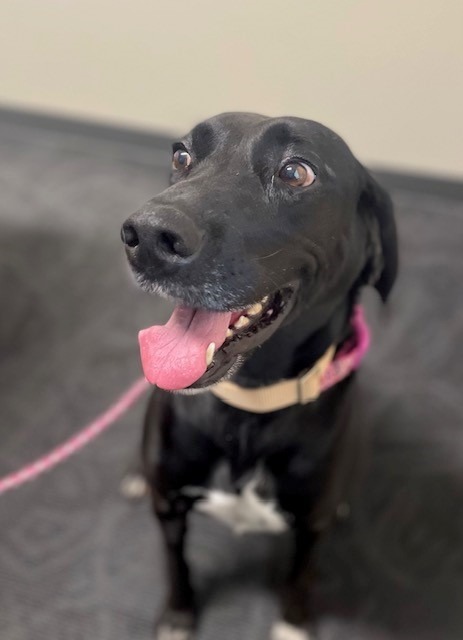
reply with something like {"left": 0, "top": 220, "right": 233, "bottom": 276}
{"left": 156, "top": 625, "right": 193, "bottom": 640}
{"left": 155, "top": 610, "right": 195, "bottom": 640}
{"left": 271, "top": 621, "right": 310, "bottom": 640}
{"left": 120, "top": 472, "right": 149, "bottom": 500}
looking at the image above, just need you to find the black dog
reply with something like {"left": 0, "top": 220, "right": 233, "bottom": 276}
{"left": 121, "top": 113, "right": 398, "bottom": 640}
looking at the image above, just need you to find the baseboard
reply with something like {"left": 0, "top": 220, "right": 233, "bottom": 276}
{"left": 1, "top": 104, "right": 462, "bottom": 199}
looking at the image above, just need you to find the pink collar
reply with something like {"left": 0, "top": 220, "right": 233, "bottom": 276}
{"left": 320, "top": 304, "right": 371, "bottom": 393}
{"left": 211, "top": 304, "right": 371, "bottom": 413}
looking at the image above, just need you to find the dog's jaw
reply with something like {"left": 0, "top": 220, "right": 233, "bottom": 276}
{"left": 132, "top": 276, "right": 299, "bottom": 391}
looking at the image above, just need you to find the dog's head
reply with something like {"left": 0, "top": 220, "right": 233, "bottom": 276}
{"left": 122, "top": 113, "right": 397, "bottom": 391}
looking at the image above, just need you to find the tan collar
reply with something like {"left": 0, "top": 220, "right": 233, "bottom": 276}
{"left": 210, "top": 304, "right": 371, "bottom": 414}
{"left": 210, "top": 345, "right": 336, "bottom": 413}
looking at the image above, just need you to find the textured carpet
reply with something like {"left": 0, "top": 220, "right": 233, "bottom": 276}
{"left": 0, "top": 109, "right": 462, "bottom": 640}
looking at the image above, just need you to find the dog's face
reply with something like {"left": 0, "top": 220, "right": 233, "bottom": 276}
{"left": 122, "top": 113, "right": 397, "bottom": 391}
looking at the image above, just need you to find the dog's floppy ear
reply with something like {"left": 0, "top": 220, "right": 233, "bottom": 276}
{"left": 357, "top": 167, "right": 398, "bottom": 301}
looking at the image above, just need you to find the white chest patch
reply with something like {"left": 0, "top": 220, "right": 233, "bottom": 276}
{"left": 185, "top": 476, "right": 288, "bottom": 535}
{"left": 271, "top": 621, "right": 311, "bottom": 640}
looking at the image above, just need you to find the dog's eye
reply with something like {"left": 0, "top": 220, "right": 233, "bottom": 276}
{"left": 172, "top": 149, "right": 192, "bottom": 171}
{"left": 278, "top": 161, "right": 315, "bottom": 187}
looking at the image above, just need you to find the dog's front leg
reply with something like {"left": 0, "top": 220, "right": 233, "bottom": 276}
{"left": 143, "top": 390, "right": 223, "bottom": 639}
{"left": 142, "top": 391, "right": 198, "bottom": 640}
{"left": 281, "top": 519, "right": 318, "bottom": 624}
{"left": 153, "top": 487, "right": 196, "bottom": 640}
{"left": 270, "top": 519, "right": 317, "bottom": 640}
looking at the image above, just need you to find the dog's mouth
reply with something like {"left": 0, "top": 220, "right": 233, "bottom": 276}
{"left": 138, "top": 286, "right": 296, "bottom": 391}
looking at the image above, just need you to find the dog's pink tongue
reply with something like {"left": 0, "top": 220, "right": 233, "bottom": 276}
{"left": 138, "top": 307, "right": 232, "bottom": 390}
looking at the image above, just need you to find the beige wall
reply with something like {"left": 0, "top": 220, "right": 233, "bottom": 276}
{"left": 1, "top": 0, "right": 462, "bottom": 178}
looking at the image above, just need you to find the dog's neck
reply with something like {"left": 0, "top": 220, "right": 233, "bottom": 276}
{"left": 232, "top": 293, "right": 357, "bottom": 388}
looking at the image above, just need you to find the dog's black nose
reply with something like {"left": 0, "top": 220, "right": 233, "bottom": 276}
{"left": 121, "top": 209, "right": 204, "bottom": 265}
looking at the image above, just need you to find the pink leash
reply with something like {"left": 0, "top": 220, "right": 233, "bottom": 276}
{"left": 0, "top": 377, "right": 149, "bottom": 496}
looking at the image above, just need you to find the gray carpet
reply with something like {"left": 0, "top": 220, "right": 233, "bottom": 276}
{"left": 0, "top": 109, "right": 462, "bottom": 640}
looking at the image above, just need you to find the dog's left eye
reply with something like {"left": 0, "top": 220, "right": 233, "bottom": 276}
{"left": 278, "top": 161, "right": 315, "bottom": 187}
{"left": 172, "top": 149, "right": 192, "bottom": 171}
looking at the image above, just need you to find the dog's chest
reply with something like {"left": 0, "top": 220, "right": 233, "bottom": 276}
{"left": 175, "top": 397, "right": 294, "bottom": 534}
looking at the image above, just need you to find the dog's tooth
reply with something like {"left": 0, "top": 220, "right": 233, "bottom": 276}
{"left": 226, "top": 328, "right": 234, "bottom": 339}
{"left": 261, "top": 295, "right": 269, "bottom": 305}
{"left": 266, "top": 309, "right": 273, "bottom": 316}
{"left": 234, "top": 316, "right": 250, "bottom": 330}
{"left": 247, "top": 302, "right": 263, "bottom": 317}
{"left": 206, "top": 342, "right": 215, "bottom": 366}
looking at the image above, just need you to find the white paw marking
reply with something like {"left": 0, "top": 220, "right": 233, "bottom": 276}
{"left": 120, "top": 473, "right": 148, "bottom": 499}
{"left": 156, "top": 625, "right": 192, "bottom": 640}
{"left": 271, "top": 621, "right": 310, "bottom": 640}
{"left": 192, "top": 477, "right": 288, "bottom": 534}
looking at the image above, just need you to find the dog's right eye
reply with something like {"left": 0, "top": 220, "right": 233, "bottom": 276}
{"left": 172, "top": 149, "right": 192, "bottom": 171}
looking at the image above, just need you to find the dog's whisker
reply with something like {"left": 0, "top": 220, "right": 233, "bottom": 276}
{"left": 254, "top": 248, "right": 284, "bottom": 261}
